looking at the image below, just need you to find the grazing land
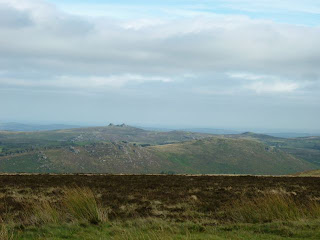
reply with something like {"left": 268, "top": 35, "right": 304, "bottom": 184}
{"left": 1, "top": 174, "right": 320, "bottom": 239}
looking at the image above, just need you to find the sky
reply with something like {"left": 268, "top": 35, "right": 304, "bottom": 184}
{"left": 0, "top": 0, "right": 319, "bottom": 131}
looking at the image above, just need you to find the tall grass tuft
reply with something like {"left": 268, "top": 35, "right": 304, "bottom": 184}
{"left": 224, "top": 193, "right": 320, "bottom": 223}
{"left": 62, "top": 187, "right": 107, "bottom": 224}
{"left": 29, "top": 200, "right": 61, "bottom": 225}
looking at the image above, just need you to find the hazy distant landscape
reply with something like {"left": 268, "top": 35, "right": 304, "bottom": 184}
{"left": 1, "top": 123, "right": 320, "bottom": 175}
{"left": 3, "top": 126, "right": 320, "bottom": 239}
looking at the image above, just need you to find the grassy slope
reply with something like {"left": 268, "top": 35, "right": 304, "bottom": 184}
{"left": 0, "top": 137, "right": 316, "bottom": 174}
{"left": 294, "top": 169, "right": 320, "bottom": 176}
{"left": 0, "top": 142, "right": 173, "bottom": 174}
{"left": 227, "top": 133, "right": 320, "bottom": 166}
{"left": 151, "top": 138, "right": 316, "bottom": 175}
{"left": 42, "top": 143, "right": 169, "bottom": 174}
{"left": 0, "top": 153, "right": 52, "bottom": 173}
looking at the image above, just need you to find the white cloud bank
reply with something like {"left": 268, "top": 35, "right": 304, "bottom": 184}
{"left": 0, "top": 0, "right": 319, "bottom": 96}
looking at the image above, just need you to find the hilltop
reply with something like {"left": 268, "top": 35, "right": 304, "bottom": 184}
{"left": 0, "top": 124, "right": 211, "bottom": 147}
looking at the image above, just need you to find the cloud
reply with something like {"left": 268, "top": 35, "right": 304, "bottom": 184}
{"left": 0, "top": 74, "right": 172, "bottom": 89}
{"left": 228, "top": 72, "right": 267, "bottom": 81}
{"left": 245, "top": 81, "right": 299, "bottom": 94}
{"left": 0, "top": 0, "right": 320, "bottom": 129}
{"left": 0, "top": 0, "right": 319, "bottom": 97}
{"left": 0, "top": 3, "right": 34, "bottom": 28}
{"left": 228, "top": 72, "right": 305, "bottom": 94}
{"left": 56, "top": 74, "right": 172, "bottom": 88}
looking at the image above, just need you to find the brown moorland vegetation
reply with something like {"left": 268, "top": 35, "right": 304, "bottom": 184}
{"left": 1, "top": 174, "right": 320, "bottom": 221}
{"left": 1, "top": 174, "right": 320, "bottom": 239}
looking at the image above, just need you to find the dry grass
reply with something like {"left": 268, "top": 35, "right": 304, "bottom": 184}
{"left": 27, "top": 187, "right": 107, "bottom": 226}
{"left": 29, "top": 200, "right": 61, "bottom": 225}
{"left": 61, "top": 187, "right": 107, "bottom": 224}
{"left": 224, "top": 193, "right": 320, "bottom": 223}
{"left": 110, "top": 218, "right": 194, "bottom": 240}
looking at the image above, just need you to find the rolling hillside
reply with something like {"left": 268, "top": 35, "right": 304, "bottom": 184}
{"left": 151, "top": 138, "right": 316, "bottom": 175}
{"left": 225, "top": 133, "right": 320, "bottom": 166}
{"left": 0, "top": 136, "right": 316, "bottom": 175}
{"left": 0, "top": 124, "right": 211, "bottom": 152}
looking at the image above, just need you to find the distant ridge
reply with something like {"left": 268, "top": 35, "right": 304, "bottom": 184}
{"left": 0, "top": 124, "right": 212, "bottom": 146}
{"left": 0, "top": 136, "right": 315, "bottom": 175}
{"left": 0, "top": 122, "right": 81, "bottom": 132}
{"left": 240, "top": 132, "right": 281, "bottom": 139}
{"left": 181, "top": 128, "right": 240, "bottom": 135}
{"left": 0, "top": 124, "right": 318, "bottom": 175}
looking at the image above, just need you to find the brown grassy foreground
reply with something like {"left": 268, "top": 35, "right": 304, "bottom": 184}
{"left": 1, "top": 174, "right": 320, "bottom": 239}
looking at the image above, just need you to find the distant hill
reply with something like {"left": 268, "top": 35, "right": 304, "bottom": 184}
{"left": 0, "top": 125, "right": 213, "bottom": 161}
{"left": 150, "top": 138, "right": 315, "bottom": 175}
{"left": 0, "top": 122, "right": 81, "bottom": 132}
{"left": 223, "top": 133, "right": 320, "bottom": 166}
{"left": 266, "top": 133, "right": 320, "bottom": 138}
{"left": 180, "top": 128, "right": 240, "bottom": 135}
{"left": 0, "top": 125, "right": 319, "bottom": 175}
{"left": 294, "top": 169, "right": 320, "bottom": 176}
{"left": 229, "top": 132, "right": 281, "bottom": 140}
{"left": 0, "top": 124, "right": 212, "bottom": 148}
{"left": 0, "top": 136, "right": 315, "bottom": 175}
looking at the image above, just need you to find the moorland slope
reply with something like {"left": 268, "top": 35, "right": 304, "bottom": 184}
{"left": 0, "top": 134, "right": 315, "bottom": 174}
